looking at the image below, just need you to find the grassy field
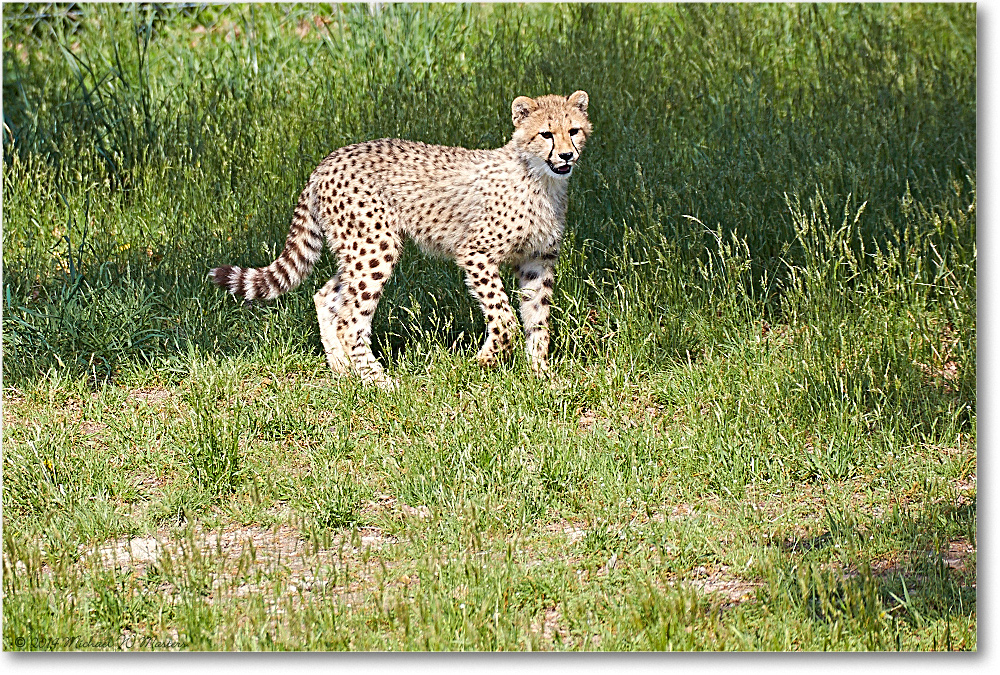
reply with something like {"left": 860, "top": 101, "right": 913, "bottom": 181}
{"left": 2, "top": 2, "right": 976, "bottom": 651}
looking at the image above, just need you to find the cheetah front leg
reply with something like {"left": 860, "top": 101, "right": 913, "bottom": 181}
{"left": 460, "top": 254, "right": 518, "bottom": 366}
{"left": 516, "top": 256, "right": 556, "bottom": 375}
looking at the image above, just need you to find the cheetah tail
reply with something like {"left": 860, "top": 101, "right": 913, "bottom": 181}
{"left": 209, "top": 188, "right": 325, "bottom": 301}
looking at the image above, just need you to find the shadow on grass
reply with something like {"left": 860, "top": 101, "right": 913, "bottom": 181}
{"left": 770, "top": 498, "right": 975, "bottom": 640}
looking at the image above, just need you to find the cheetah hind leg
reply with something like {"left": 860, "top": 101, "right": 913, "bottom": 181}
{"left": 333, "top": 311, "right": 397, "bottom": 391}
{"left": 314, "top": 277, "right": 351, "bottom": 376}
{"left": 334, "top": 252, "right": 400, "bottom": 391}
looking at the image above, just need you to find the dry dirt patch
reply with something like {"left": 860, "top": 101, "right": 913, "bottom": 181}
{"left": 543, "top": 520, "right": 586, "bottom": 544}
{"left": 838, "top": 537, "right": 977, "bottom": 588}
{"left": 129, "top": 387, "right": 174, "bottom": 406}
{"left": 93, "top": 535, "right": 163, "bottom": 571}
{"left": 531, "top": 605, "right": 573, "bottom": 647}
{"left": 941, "top": 538, "right": 976, "bottom": 576}
{"left": 682, "top": 564, "right": 764, "bottom": 607}
{"left": 82, "top": 522, "right": 401, "bottom": 606}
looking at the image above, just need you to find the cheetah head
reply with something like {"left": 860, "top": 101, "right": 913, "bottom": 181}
{"left": 511, "top": 91, "right": 592, "bottom": 179}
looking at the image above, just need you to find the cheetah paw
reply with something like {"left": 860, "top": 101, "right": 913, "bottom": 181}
{"left": 530, "top": 360, "right": 551, "bottom": 378}
{"left": 371, "top": 375, "right": 398, "bottom": 391}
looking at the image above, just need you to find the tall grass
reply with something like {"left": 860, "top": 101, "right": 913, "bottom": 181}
{"left": 3, "top": 3, "right": 975, "bottom": 387}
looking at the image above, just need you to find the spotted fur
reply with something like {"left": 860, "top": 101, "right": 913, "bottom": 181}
{"left": 210, "top": 91, "right": 592, "bottom": 386}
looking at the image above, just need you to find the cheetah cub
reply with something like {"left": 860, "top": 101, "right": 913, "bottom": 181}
{"left": 210, "top": 91, "right": 592, "bottom": 386}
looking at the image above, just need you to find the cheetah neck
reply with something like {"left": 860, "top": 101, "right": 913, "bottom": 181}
{"left": 504, "top": 145, "right": 570, "bottom": 218}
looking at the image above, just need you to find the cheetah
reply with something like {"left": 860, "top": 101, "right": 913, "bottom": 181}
{"left": 210, "top": 91, "right": 592, "bottom": 386}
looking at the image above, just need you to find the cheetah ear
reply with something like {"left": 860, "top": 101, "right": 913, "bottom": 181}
{"left": 567, "top": 90, "right": 589, "bottom": 113}
{"left": 511, "top": 96, "right": 538, "bottom": 127}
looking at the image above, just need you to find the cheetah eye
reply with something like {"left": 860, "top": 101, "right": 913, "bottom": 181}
{"left": 569, "top": 128, "right": 580, "bottom": 136}
{"left": 539, "top": 131, "right": 553, "bottom": 140}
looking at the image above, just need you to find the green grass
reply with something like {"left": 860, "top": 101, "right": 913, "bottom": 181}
{"left": 2, "top": 2, "right": 975, "bottom": 651}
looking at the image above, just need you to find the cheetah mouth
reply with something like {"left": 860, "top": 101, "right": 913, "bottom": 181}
{"left": 548, "top": 162, "right": 573, "bottom": 176}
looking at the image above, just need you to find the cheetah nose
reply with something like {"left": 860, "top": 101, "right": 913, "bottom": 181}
{"left": 558, "top": 152, "right": 574, "bottom": 161}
